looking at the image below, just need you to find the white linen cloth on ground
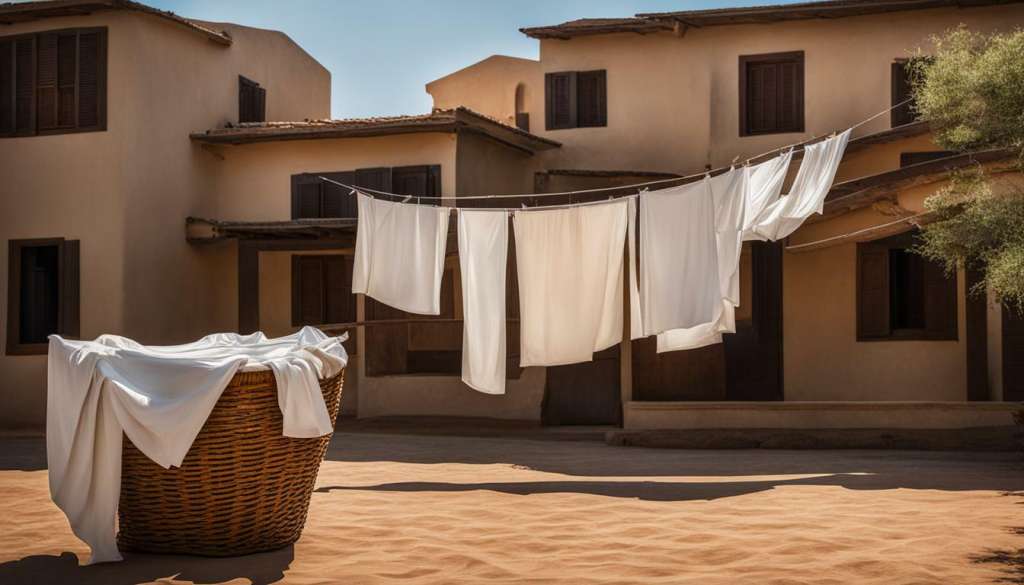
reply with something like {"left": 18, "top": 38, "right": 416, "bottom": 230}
{"left": 749, "top": 130, "right": 852, "bottom": 241}
{"left": 457, "top": 210, "right": 509, "bottom": 394}
{"left": 353, "top": 192, "right": 451, "bottom": 315}
{"left": 741, "top": 150, "right": 793, "bottom": 241}
{"left": 46, "top": 327, "right": 348, "bottom": 564}
{"left": 514, "top": 199, "right": 629, "bottom": 367}
{"left": 656, "top": 168, "right": 748, "bottom": 352}
{"left": 639, "top": 178, "right": 721, "bottom": 337}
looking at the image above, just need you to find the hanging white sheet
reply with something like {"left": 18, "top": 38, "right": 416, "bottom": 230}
{"left": 656, "top": 167, "right": 747, "bottom": 352}
{"left": 750, "top": 130, "right": 852, "bottom": 241}
{"left": 47, "top": 327, "right": 348, "bottom": 564}
{"left": 457, "top": 210, "right": 509, "bottom": 394}
{"left": 639, "top": 178, "right": 721, "bottom": 337}
{"left": 742, "top": 150, "right": 794, "bottom": 241}
{"left": 353, "top": 192, "right": 451, "bottom": 315}
{"left": 514, "top": 199, "right": 629, "bottom": 367}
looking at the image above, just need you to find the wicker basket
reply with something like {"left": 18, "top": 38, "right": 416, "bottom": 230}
{"left": 117, "top": 369, "right": 344, "bottom": 557}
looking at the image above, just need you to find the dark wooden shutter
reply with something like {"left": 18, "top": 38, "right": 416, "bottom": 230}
{"left": 392, "top": 165, "right": 440, "bottom": 198}
{"left": 0, "top": 39, "right": 13, "bottom": 135}
{"left": 857, "top": 243, "right": 891, "bottom": 339}
{"left": 292, "top": 256, "right": 325, "bottom": 325}
{"left": 61, "top": 239, "right": 80, "bottom": 338}
{"left": 923, "top": 258, "right": 957, "bottom": 340}
{"left": 255, "top": 86, "right": 266, "bottom": 123}
{"left": 291, "top": 174, "right": 323, "bottom": 219}
{"left": 545, "top": 71, "right": 577, "bottom": 130}
{"left": 14, "top": 36, "right": 35, "bottom": 135}
{"left": 35, "top": 32, "right": 59, "bottom": 130}
{"left": 891, "top": 60, "right": 914, "bottom": 127}
{"left": 76, "top": 29, "right": 105, "bottom": 130}
{"left": 741, "top": 52, "right": 803, "bottom": 136}
{"left": 577, "top": 70, "right": 606, "bottom": 127}
{"left": 321, "top": 171, "right": 354, "bottom": 218}
{"left": 324, "top": 255, "right": 355, "bottom": 324}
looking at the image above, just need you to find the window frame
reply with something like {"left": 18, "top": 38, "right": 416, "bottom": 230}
{"left": 738, "top": 50, "right": 805, "bottom": 137}
{"left": 544, "top": 69, "right": 607, "bottom": 131}
{"left": 856, "top": 233, "right": 958, "bottom": 342}
{"left": 0, "top": 27, "right": 108, "bottom": 139}
{"left": 290, "top": 165, "right": 441, "bottom": 219}
{"left": 238, "top": 75, "right": 266, "bottom": 124}
{"left": 6, "top": 237, "right": 80, "bottom": 356}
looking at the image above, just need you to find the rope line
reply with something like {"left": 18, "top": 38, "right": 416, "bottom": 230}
{"left": 784, "top": 211, "right": 931, "bottom": 251}
{"left": 316, "top": 98, "right": 915, "bottom": 206}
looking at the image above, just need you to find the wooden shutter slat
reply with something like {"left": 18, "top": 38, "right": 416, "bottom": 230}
{"left": 0, "top": 40, "right": 13, "bottom": 135}
{"left": 857, "top": 243, "right": 891, "bottom": 339}
{"left": 322, "top": 171, "right": 354, "bottom": 218}
{"left": 255, "top": 86, "right": 266, "bottom": 123}
{"left": 292, "top": 256, "right": 326, "bottom": 326}
{"left": 76, "top": 30, "right": 103, "bottom": 129}
{"left": 545, "top": 71, "right": 577, "bottom": 130}
{"left": 923, "top": 258, "right": 957, "bottom": 339}
{"left": 14, "top": 36, "right": 35, "bottom": 135}
{"left": 324, "top": 255, "right": 355, "bottom": 324}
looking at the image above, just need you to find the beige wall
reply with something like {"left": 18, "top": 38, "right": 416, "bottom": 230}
{"left": 431, "top": 5, "right": 1023, "bottom": 178}
{"left": 0, "top": 11, "right": 329, "bottom": 430}
{"left": 455, "top": 131, "right": 535, "bottom": 197}
{"left": 783, "top": 241, "right": 968, "bottom": 401}
{"left": 427, "top": 55, "right": 540, "bottom": 127}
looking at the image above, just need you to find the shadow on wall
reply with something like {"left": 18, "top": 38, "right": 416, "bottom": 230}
{"left": 0, "top": 547, "right": 293, "bottom": 585}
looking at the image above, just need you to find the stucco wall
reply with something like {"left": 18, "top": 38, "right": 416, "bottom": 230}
{"left": 427, "top": 55, "right": 540, "bottom": 127}
{"left": 783, "top": 241, "right": 967, "bottom": 401}
{"left": 505, "top": 5, "right": 1023, "bottom": 177}
{"left": 0, "top": 11, "right": 329, "bottom": 430}
{"left": 455, "top": 131, "right": 535, "bottom": 197}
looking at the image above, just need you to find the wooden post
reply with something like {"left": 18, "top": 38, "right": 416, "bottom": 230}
{"left": 237, "top": 241, "right": 260, "bottom": 334}
{"left": 619, "top": 237, "right": 633, "bottom": 413}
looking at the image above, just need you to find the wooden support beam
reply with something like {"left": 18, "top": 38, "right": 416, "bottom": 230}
{"left": 620, "top": 237, "right": 634, "bottom": 414}
{"left": 237, "top": 241, "right": 259, "bottom": 334}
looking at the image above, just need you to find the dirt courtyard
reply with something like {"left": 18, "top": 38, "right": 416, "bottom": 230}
{"left": 0, "top": 431, "right": 1022, "bottom": 584}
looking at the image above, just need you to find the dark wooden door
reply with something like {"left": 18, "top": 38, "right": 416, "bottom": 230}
{"left": 724, "top": 241, "right": 784, "bottom": 401}
{"left": 542, "top": 345, "right": 621, "bottom": 425}
{"left": 1003, "top": 306, "right": 1024, "bottom": 401}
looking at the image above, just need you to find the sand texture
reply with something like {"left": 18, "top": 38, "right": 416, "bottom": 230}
{"left": 0, "top": 432, "right": 1022, "bottom": 584}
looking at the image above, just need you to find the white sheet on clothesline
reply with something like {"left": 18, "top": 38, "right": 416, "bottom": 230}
{"left": 457, "top": 210, "right": 509, "bottom": 394}
{"left": 742, "top": 150, "right": 794, "bottom": 241}
{"left": 750, "top": 130, "right": 852, "bottom": 241}
{"left": 656, "top": 167, "right": 747, "bottom": 352}
{"left": 47, "top": 327, "right": 347, "bottom": 565}
{"left": 353, "top": 192, "right": 450, "bottom": 315}
{"left": 639, "top": 178, "right": 721, "bottom": 337}
{"left": 514, "top": 199, "right": 629, "bottom": 367}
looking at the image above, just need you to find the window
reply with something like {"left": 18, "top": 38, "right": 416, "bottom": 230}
{"left": 544, "top": 70, "right": 606, "bottom": 130}
{"left": 891, "top": 59, "right": 916, "bottom": 127}
{"left": 292, "top": 255, "right": 355, "bottom": 327}
{"left": 291, "top": 165, "right": 441, "bottom": 219}
{"left": 514, "top": 82, "right": 529, "bottom": 132}
{"left": 6, "top": 238, "right": 79, "bottom": 355}
{"left": 739, "top": 51, "right": 804, "bottom": 136}
{"left": 857, "top": 233, "right": 957, "bottom": 341}
{"left": 238, "top": 76, "right": 265, "bottom": 124}
{"left": 0, "top": 28, "right": 107, "bottom": 138}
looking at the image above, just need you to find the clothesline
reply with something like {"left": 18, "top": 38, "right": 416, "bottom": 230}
{"left": 784, "top": 211, "right": 931, "bottom": 251}
{"left": 316, "top": 98, "right": 913, "bottom": 205}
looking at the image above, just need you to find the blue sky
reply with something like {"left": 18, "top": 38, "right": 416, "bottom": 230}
{"left": 145, "top": 1, "right": 801, "bottom": 119}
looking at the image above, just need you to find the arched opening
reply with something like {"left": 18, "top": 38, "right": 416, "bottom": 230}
{"left": 514, "top": 82, "right": 529, "bottom": 132}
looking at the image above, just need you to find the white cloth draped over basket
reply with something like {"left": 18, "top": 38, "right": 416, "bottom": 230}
{"left": 47, "top": 327, "right": 348, "bottom": 564}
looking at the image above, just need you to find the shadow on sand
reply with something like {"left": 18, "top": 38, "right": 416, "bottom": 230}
{"left": 0, "top": 547, "right": 293, "bottom": 585}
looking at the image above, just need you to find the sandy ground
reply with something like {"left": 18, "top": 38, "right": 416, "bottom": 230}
{"left": 0, "top": 432, "right": 1022, "bottom": 585}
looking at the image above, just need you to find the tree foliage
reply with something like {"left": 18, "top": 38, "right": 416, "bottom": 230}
{"left": 909, "top": 27, "right": 1024, "bottom": 310}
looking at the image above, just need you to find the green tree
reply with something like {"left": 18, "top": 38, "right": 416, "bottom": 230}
{"left": 909, "top": 27, "right": 1024, "bottom": 310}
